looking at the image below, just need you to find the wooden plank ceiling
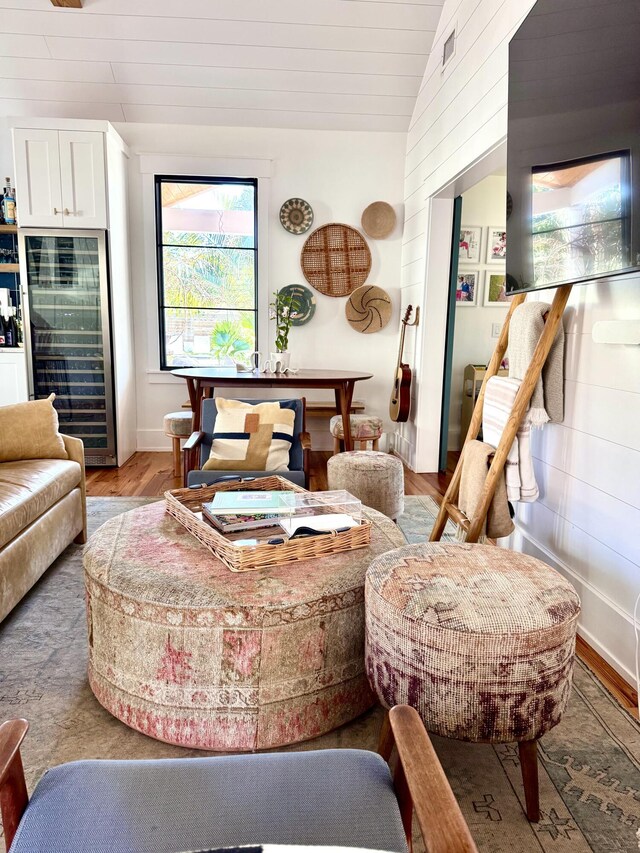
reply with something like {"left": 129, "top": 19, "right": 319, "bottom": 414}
{"left": 0, "top": 0, "right": 445, "bottom": 131}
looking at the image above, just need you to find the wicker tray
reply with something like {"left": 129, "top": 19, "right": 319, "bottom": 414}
{"left": 164, "top": 476, "right": 372, "bottom": 573}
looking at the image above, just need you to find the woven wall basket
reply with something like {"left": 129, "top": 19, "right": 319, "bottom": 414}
{"left": 300, "top": 223, "right": 372, "bottom": 297}
{"left": 361, "top": 201, "right": 396, "bottom": 239}
{"left": 345, "top": 284, "right": 392, "bottom": 334}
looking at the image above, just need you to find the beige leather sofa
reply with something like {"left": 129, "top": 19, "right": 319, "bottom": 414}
{"left": 0, "top": 434, "right": 86, "bottom": 623}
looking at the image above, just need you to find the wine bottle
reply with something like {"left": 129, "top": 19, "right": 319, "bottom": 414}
{"left": 15, "top": 308, "right": 22, "bottom": 345}
{"left": 4, "top": 310, "right": 14, "bottom": 347}
{"left": 2, "top": 179, "right": 16, "bottom": 226}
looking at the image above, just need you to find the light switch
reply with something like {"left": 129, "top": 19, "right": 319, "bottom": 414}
{"left": 491, "top": 323, "right": 501, "bottom": 338}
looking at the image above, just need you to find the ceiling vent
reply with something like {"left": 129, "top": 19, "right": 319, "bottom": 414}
{"left": 443, "top": 30, "right": 456, "bottom": 68}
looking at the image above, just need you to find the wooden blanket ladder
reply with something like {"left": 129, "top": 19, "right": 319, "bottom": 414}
{"left": 430, "top": 283, "right": 573, "bottom": 544}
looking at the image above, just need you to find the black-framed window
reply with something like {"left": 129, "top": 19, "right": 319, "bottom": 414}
{"left": 155, "top": 175, "right": 258, "bottom": 369}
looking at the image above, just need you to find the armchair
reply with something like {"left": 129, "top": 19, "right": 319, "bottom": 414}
{"left": 0, "top": 706, "right": 478, "bottom": 853}
{"left": 183, "top": 397, "right": 311, "bottom": 488}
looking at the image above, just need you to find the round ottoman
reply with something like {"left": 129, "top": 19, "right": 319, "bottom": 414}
{"left": 163, "top": 410, "right": 193, "bottom": 477}
{"left": 329, "top": 414, "right": 383, "bottom": 454}
{"left": 327, "top": 451, "right": 404, "bottom": 520}
{"left": 365, "top": 542, "right": 580, "bottom": 821}
{"left": 84, "top": 500, "right": 405, "bottom": 752}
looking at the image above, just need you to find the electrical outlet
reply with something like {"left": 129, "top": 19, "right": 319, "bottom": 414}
{"left": 491, "top": 323, "right": 501, "bottom": 338}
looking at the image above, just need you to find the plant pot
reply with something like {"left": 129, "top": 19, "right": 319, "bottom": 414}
{"left": 269, "top": 351, "right": 291, "bottom": 373}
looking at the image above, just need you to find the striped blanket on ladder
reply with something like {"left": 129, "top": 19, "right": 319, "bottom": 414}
{"left": 482, "top": 375, "right": 539, "bottom": 503}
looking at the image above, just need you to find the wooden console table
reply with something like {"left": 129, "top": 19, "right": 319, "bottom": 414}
{"left": 171, "top": 367, "right": 373, "bottom": 451}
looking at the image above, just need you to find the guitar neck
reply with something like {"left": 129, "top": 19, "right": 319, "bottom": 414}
{"left": 396, "top": 323, "right": 408, "bottom": 372}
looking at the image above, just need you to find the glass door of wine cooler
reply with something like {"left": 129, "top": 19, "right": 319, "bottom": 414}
{"left": 19, "top": 230, "right": 115, "bottom": 465}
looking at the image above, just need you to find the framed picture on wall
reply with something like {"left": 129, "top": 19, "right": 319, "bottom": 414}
{"left": 456, "top": 270, "right": 480, "bottom": 305}
{"left": 459, "top": 226, "right": 482, "bottom": 262}
{"left": 486, "top": 227, "right": 507, "bottom": 262}
{"left": 484, "top": 273, "right": 514, "bottom": 306}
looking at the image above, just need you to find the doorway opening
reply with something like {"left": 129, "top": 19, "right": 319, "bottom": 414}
{"left": 438, "top": 170, "right": 510, "bottom": 471}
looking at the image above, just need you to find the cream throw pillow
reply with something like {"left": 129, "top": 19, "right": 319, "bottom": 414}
{"left": 0, "top": 394, "right": 68, "bottom": 462}
{"left": 203, "top": 399, "right": 295, "bottom": 472}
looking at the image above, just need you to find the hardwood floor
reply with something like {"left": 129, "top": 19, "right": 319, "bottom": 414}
{"left": 86, "top": 450, "right": 638, "bottom": 720}
{"left": 85, "top": 450, "right": 457, "bottom": 499}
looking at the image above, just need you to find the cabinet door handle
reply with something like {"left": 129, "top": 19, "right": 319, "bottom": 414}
{"left": 53, "top": 207, "right": 60, "bottom": 214}
{"left": 63, "top": 208, "right": 71, "bottom": 216}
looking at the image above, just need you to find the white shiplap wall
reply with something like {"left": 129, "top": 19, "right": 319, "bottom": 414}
{"left": 400, "top": 0, "right": 640, "bottom": 683}
{"left": 511, "top": 279, "right": 640, "bottom": 684}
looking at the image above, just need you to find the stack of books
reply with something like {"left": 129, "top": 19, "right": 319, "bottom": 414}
{"left": 201, "top": 491, "right": 296, "bottom": 534}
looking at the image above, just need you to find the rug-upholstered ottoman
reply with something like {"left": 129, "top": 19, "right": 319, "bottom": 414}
{"left": 163, "top": 410, "right": 193, "bottom": 477}
{"left": 83, "top": 500, "right": 405, "bottom": 752}
{"left": 327, "top": 451, "right": 404, "bottom": 520}
{"left": 365, "top": 542, "right": 580, "bottom": 822}
{"left": 329, "top": 414, "right": 384, "bottom": 454}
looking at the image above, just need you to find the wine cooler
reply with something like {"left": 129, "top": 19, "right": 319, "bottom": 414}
{"left": 19, "top": 229, "right": 116, "bottom": 465}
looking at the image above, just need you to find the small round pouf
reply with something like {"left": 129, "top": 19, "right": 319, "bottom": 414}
{"left": 84, "top": 501, "right": 406, "bottom": 752}
{"left": 329, "top": 414, "right": 383, "bottom": 440}
{"left": 163, "top": 411, "right": 193, "bottom": 438}
{"left": 327, "top": 451, "right": 404, "bottom": 520}
{"left": 163, "top": 411, "right": 193, "bottom": 477}
{"left": 365, "top": 542, "right": 580, "bottom": 743}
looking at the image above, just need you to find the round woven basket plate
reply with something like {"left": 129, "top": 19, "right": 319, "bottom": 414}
{"left": 279, "top": 284, "right": 316, "bottom": 326}
{"left": 345, "top": 284, "right": 392, "bottom": 334}
{"left": 301, "top": 223, "right": 371, "bottom": 297}
{"left": 279, "top": 198, "right": 314, "bottom": 235}
{"left": 361, "top": 201, "right": 396, "bottom": 239}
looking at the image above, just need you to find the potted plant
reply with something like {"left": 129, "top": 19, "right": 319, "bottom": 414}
{"left": 269, "top": 289, "right": 300, "bottom": 372}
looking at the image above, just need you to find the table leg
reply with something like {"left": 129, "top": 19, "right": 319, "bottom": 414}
{"left": 337, "top": 383, "right": 354, "bottom": 451}
{"left": 191, "top": 380, "right": 212, "bottom": 433}
{"left": 185, "top": 379, "right": 199, "bottom": 430}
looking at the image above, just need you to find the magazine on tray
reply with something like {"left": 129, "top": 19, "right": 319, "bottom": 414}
{"left": 201, "top": 506, "right": 285, "bottom": 534}
{"left": 206, "top": 491, "right": 297, "bottom": 516}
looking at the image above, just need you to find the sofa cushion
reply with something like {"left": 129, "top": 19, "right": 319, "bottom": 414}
{"left": 0, "top": 394, "right": 68, "bottom": 462}
{"left": 0, "top": 459, "right": 81, "bottom": 550}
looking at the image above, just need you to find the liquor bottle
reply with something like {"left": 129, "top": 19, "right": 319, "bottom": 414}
{"left": 0, "top": 313, "right": 6, "bottom": 347}
{"left": 2, "top": 179, "right": 16, "bottom": 226}
{"left": 0, "top": 190, "right": 5, "bottom": 225}
{"left": 8, "top": 308, "right": 19, "bottom": 347}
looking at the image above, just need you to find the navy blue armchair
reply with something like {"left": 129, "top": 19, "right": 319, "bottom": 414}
{"left": 183, "top": 398, "right": 311, "bottom": 488}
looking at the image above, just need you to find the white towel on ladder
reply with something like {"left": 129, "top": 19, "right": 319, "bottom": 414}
{"left": 482, "top": 375, "right": 539, "bottom": 503}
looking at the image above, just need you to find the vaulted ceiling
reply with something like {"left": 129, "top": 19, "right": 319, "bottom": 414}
{"left": 0, "top": 0, "right": 444, "bottom": 132}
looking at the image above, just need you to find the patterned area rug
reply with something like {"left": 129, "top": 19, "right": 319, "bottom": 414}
{"left": 1, "top": 496, "right": 639, "bottom": 852}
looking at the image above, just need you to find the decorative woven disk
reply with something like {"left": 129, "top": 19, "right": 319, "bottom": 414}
{"left": 301, "top": 223, "right": 372, "bottom": 297}
{"left": 279, "top": 283, "right": 316, "bottom": 326}
{"left": 345, "top": 285, "right": 392, "bottom": 334}
{"left": 279, "top": 198, "right": 314, "bottom": 234}
{"left": 361, "top": 201, "right": 396, "bottom": 239}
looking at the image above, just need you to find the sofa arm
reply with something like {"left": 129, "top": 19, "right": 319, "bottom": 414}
{"left": 387, "top": 706, "right": 478, "bottom": 853}
{"left": 62, "top": 435, "right": 87, "bottom": 544}
{"left": 0, "top": 718, "right": 29, "bottom": 852}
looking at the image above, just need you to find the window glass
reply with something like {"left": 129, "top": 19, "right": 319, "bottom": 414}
{"left": 156, "top": 177, "right": 257, "bottom": 368}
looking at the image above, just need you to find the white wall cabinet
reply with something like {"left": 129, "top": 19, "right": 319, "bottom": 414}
{"left": 12, "top": 129, "right": 63, "bottom": 228}
{"left": 13, "top": 128, "right": 107, "bottom": 229}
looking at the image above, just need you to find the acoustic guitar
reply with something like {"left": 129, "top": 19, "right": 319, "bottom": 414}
{"left": 389, "top": 305, "right": 419, "bottom": 422}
